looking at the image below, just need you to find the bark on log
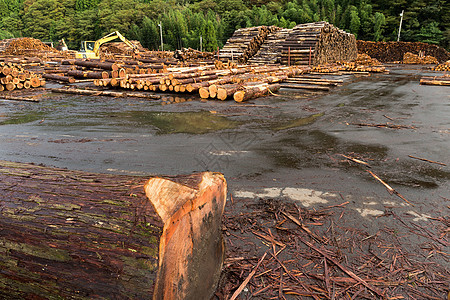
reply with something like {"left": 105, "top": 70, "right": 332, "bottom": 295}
{"left": 74, "top": 60, "right": 119, "bottom": 71}
{"left": 0, "top": 160, "right": 226, "bottom": 300}
{"left": 42, "top": 73, "right": 75, "bottom": 83}
{"left": 233, "top": 83, "right": 280, "bottom": 102}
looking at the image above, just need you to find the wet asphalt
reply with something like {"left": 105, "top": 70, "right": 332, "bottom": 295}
{"left": 0, "top": 65, "right": 448, "bottom": 230}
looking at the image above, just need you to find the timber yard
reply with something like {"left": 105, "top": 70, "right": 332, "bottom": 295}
{"left": 0, "top": 22, "right": 449, "bottom": 300}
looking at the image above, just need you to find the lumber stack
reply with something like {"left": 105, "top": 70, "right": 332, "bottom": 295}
{"left": 357, "top": 40, "right": 450, "bottom": 63}
{"left": 248, "top": 28, "right": 292, "bottom": 65}
{"left": 219, "top": 26, "right": 280, "bottom": 62}
{"left": 402, "top": 52, "right": 439, "bottom": 64}
{"left": 0, "top": 62, "right": 44, "bottom": 91}
{"left": 280, "top": 22, "right": 357, "bottom": 66}
{"left": 433, "top": 60, "right": 450, "bottom": 71}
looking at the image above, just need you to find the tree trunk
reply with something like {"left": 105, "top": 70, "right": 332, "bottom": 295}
{"left": 0, "top": 160, "right": 226, "bottom": 300}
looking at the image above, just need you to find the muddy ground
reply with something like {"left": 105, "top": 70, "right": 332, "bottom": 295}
{"left": 0, "top": 64, "right": 448, "bottom": 298}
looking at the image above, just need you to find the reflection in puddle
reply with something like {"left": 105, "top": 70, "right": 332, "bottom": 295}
{"left": 0, "top": 112, "right": 46, "bottom": 125}
{"left": 123, "top": 111, "right": 240, "bottom": 134}
{"left": 273, "top": 113, "right": 324, "bottom": 131}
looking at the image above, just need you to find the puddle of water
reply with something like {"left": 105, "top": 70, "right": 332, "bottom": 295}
{"left": 272, "top": 113, "right": 324, "bottom": 131}
{"left": 121, "top": 111, "right": 240, "bottom": 134}
{"left": 0, "top": 111, "right": 47, "bottom": 125}
{"left": 234, "top": 187, "right": 336, "bottom": 207}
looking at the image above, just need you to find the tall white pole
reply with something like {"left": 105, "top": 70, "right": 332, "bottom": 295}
{"left": 158, "top": 22, "right": 164, "bottom": 51}
{"left": 200, "top": 35, "right": 202, "bottom": 52}
{"left": 397, "top": 10, "right": 404, "bottom": 42}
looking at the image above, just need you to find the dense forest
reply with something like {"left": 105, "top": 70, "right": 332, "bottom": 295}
{"left": 0, "top": 0, "right": 448, "bottom": 52}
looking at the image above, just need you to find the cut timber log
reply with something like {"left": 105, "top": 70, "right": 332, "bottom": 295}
{"left": 0, "top": 160, "right": 226, "bottom": 299}
{"left": 73, "top": 60, "right": 119, "bottom": 71}
{"left": 233, "top": 83, "right": 280, "bottom": 102}
{"left": 419, "top": 78, "right": 450, "bottom": 86}
{"left": 42, "top": 73, "right": 75, "bottom": 83}
{"left": 67, "top": 70, "right": 109, "bottom": 79}
{"left": 145, "top": 172, "right": 227, "bottom": 300}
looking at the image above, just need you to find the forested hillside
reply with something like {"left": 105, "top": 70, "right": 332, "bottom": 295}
{"left": 0, "top": 0, "right": 448, "bottom": 52}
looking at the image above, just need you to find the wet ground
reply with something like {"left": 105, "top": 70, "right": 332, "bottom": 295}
{"left": 0, "top": 65, "right": 449, "bottom": 232}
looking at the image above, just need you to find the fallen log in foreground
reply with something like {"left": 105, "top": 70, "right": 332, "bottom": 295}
{"left": 0, "top": 160, "right": 227, "bottom": 300}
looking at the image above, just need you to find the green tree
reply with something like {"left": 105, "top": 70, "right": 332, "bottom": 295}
{"left": 373, "top": 12, "right": 385, "bottom": 41}
{"left": 204, "top": 19, "right": 217, "bottom": 51}
{"left": 22, "top": 0, "right": 65, "bottom": 41}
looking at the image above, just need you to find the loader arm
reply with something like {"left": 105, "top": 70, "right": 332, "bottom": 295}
{"left": 92, "top": 31, "right": 139, "bottom": 55}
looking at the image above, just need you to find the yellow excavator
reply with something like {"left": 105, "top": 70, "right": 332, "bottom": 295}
{"left": 75, "top": 31, "right": 139, "bottom": 59}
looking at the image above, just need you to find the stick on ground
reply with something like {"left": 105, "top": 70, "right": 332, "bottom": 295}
{"left": 229, "top": 252, "right": 267, "bottom": 300}
{"left": 367, "top": 170, "right": 414, "bottom": 206}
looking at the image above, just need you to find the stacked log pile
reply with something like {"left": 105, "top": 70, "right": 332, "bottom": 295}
{"left": 0, "top": 38, "right": 56, "bottom": 55}
{"left": 174, "top": 48, "right": 216, "bottom": 63}
{"left": 219, "top": 26, "right": 280, "bottom": 62}
{"left": 94, "top": 64, "right": 310, "bottom": 102}
{"left": 310, "top": 53, "right": 386, "bottom": 73}
{"left": 0, "top": 62, "right": 44, "bottom": 91}
{"left": 280, "top": 22, "right": 357, "bottom": 66}
{"left": 357, "top": 40, "right": 450, "bottom": 63}
{"left": 0, "top": 38, "right": 75, "bottom": 60}
{"left": 99, "top": 41, "right": 146, "bottom": 60}
{"left": 248, "top": 28, "right": 292, "bottom": 65}
{"left": 433, "top": 60, "right": 450, "bottom": 71}
{"left": 402, "top": 52, "right": 439, "bottom": 64}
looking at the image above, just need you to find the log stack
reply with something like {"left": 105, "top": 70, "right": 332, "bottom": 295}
{"left": 402, "top": 52, "right": 439, "bottom": 64}
{"left": 280, "top": 22, "right": 357, "bottom": 66}
{"left": 0, "top": 62, "right": 44, "bottom": 91}
{"left": 174, "top": 48, "right": 216, "bottom": 62}
{"left": 433, "top": 60, "right": 450, "bottom": 71}
{"left": 357, "top": 40, "right": 450, "bottom": 63}
{"left": 219, "top": 26, "right": 280, "bottom": 62}
{"left": 0, "top": 38, "right": 57, "bottom": 55}
{"left": 248, "top": 28, "right": 292, "bottom": 65}
{"left": 99, "top": 41, "right": 146, "bottom": 59}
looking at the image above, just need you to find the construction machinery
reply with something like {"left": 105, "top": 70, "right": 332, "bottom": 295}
{"left": 75, "top": 31, "right": 139, "bottom": 59}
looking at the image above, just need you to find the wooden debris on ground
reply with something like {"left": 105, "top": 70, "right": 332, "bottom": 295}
{"left": 408, "top": 155, "right": 447, "bottom": 166}
{"left": 357, "top": 40, "right": 450, "bottom": 63}
{"left": 217, "top": 198, "right": 449, "bottom": 299}
{"left": 349, "top": 122, "right": 416, "bottom": 129}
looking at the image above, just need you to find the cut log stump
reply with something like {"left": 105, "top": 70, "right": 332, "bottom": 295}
{"left": 0, "top": 160, "right": 227, "bottom": 300}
